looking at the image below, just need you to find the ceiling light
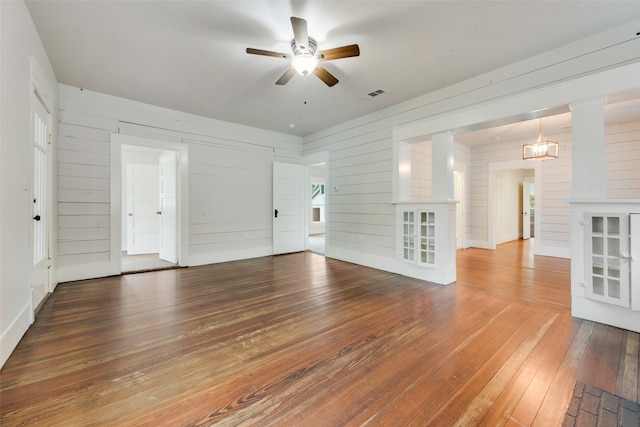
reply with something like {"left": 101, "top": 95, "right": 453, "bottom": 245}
{"left": 522, "top": 119, "right": 559, "bottom": 160}
{"left": 291, "top": 53, "right": 318, "bottom": 76}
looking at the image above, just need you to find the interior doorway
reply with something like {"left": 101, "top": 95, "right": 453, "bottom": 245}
{"left": 121, "top": 145, "right": 179, "bottom": 273}
{"left": 309, "top": 162, "right": 326, "bottom": 255}
{"left": 110, "top": 134, "right": 189, "bottom": 275}
{"left": 488, "top": 160, "right": 540, "bottom": 252}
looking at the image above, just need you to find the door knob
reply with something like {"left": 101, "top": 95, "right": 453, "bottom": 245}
{"left": 128, "top": 213, "right": 133, "bottom": 216}
{"left": 274, "top": 209, "right": 278, "bottom": 218}
{"left": 33, "top": 215, "right": 41, "bottom": 221}
{"left": 157, "top": 211, "right": 162, "bottom": 215}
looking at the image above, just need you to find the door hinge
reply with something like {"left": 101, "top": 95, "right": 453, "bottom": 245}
{"left": 47, "top": 133, "right": 53, "bottom": 144}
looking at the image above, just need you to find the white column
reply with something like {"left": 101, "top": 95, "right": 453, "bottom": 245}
{"left": 570, "top": 98, "right": 606, "bottom": 199}
{"left": 431, "top": 131, "right": 454, "bottom": 200}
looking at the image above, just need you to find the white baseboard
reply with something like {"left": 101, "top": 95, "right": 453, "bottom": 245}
{"left": 536, "top": 244, "right": 570, "bottom": 259}
{"left": 57, "top": 262, "right": 120, "bottom": 283}
{"left": 189, "top": 246, "right": 273, "bottom": 267}
{"left": 466, "top": 240, "right": 491, "bottom": 249}
{"left": 327, "top": 247, "right": 454, "bottom": 285}
{"left": 1, "top": 301, "right": 32, "bottom": 368}
{"left": 572, "top": 296, "right": 640, "bottom": 333}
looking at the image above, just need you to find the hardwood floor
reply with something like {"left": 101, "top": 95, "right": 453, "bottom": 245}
{"left": 1, "top": 240, "right": 638, "bottom": 426}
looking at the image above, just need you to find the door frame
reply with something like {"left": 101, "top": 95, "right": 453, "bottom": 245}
{"left": 29, "top": 58, "right": 56, "bottom": 318}
{"left": 304, "top": 151, "right": 330, "bottom": 255}
{"left": 453, "top": 170, "right": 465, "bottom": 249}
{"left": 110, "top": 134, "right": 189, "bottom": 273}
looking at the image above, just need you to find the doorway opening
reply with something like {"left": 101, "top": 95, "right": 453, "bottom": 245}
{"left": 110, "top": 134, "right": 189, "bottom": 275}
{"left": 121, "top": 145, "right": 179, "bottom": 273}
{"left": 489, "top": 161, "right": 541, "bottom": 258}
{"left": 309, "top": 162, "right": 326, "bottom": 255}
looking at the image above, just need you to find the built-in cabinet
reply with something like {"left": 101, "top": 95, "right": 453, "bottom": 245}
{"left": 395, "top": 201, "right": 456, "bottom": 285}
{"left": 571, "top": 201, "right": 640, "bottom": 333}
{"left": 401, "top": 210, "right": 436, "bottom": 267}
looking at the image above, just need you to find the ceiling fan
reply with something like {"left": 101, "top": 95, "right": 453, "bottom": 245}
{"left": 246, "top": 17, "right": 360, "bottom": 87}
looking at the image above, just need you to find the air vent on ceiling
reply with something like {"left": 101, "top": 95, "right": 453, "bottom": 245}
{"left": 367, "top": 89, "right": 386, "bottom": 97}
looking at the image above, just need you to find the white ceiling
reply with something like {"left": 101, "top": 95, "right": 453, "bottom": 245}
{"left": 25, "top": 1, "right": 640, "bottom": 139}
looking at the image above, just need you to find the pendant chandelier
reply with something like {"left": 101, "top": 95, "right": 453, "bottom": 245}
{"left": 522, "top": 119, "right": 559, "bottom": 160}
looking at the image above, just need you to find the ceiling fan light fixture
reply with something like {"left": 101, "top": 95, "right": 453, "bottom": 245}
{"left": 291, "top": 53, "right": 318, "bottom": 76}
{"left": 522, "top": 119, "right": 559, "bottom": 160}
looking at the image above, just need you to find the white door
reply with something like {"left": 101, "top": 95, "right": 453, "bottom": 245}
{"left": 31, "top": 91, "right": 50, "bottom": 311}
{"left": 126, "top": 164, "right": 160, "bottom": 255}
{"left": 159, "top": 152, "right": 177, "bottom": 263}
{"left": 522, "top": 181, "right": 533, "bottom": 239}
{"left": 273, "top": 162, "right": 306, "bottom": 254}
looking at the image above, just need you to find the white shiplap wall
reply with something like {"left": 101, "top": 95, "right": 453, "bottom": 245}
{"left": 606, "top": 121, "right": 640, "bottom": 199}
{"left": 57, "top": 84, "right": 302, "bottom": 282}
{"left": 302, "top": 21, "right": 640, "bottom": 272}
{"left": 329, "top": 130, "right": 395, "bottom": 259}
{"left": 409, "top": 139, "right": 432, "bottom": 200}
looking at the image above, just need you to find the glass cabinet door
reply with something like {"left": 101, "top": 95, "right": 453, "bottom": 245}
{"left": 585, "top": 213, "right": 630, "bottom": 307}
{"left": 401, "top": 209, "right": 436, "bottom": 266}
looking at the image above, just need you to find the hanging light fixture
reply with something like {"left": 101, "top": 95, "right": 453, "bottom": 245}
{"left": 522, "top": 118, "right": 559, "bottom": 160}
{"left": 291, "top": 53, "right": 319, "bottom": 76}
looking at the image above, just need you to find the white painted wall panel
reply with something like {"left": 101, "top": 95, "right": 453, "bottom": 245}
{"left": 57, "top": 84, "right": 299, "bottom": 281}
{"left": 606, "top": 121, "right": 640, "bottom": 199}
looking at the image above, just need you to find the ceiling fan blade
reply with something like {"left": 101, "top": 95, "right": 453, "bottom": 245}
{"left": 290, "top": 17, "right": 309, "bottom": 52}
{"left": 246, "top": 48, "right": 291, "bottom": 59}
{"left": 276, "top": 67, "right": 296, "bottom": 85}
{"left": 313, "top": 65, "right": 339, "bottom": 87}
{"left": 318, "top": 44, "right": 360, "bottom": 61}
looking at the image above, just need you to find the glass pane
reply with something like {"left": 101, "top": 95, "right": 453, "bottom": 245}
{"left": 421, "top": 225, "right": 426, "bottom": 236}
{"left": 607, "top": 238, "right": 619, "bottom": 257}
{"left": 607, "top": 217, "right": 620, "bottom": 235}
{"left": 592, "top": 277, "right": 604, "bottom": 296}
{"left": 428, "top": 212, "right": 435, "bottom": 223}
{"left": 409, "top": 225, "right": 414, "bottom": 235}
{"left": 608, "top": 267, "right": 620, "bottom": 279}
{"left": 428, "top": 252, "right": 435, "bottom": 264}
{"left": 404, "top": 212, "right": 409, "bottom": 221}
{"left": 421, "top": 252, "right": 427, "bottom": 263}
{"left": 408, "top": 249, "right": 414, "bottom": 260}
{"left": 592, "top": 217, "right": 603, "bottom": 234}
{"left": 428, "top": 226, "right": 435, "bottom": 237}
{"left": 421, "top": 212, "right": 427, "bottom": 222}
{"left": 592, "top": 237, "right": 604, "bottom": 255}
{"left": 608, "top": 279, "right": 620, "bottom": 299}
{"left": 592, "top": 265, "right": 604, "bottom": 276}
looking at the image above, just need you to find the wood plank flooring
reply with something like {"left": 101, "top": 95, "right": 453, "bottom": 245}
{"left": 1, "top": 240, "right": 639, "bottom": 426}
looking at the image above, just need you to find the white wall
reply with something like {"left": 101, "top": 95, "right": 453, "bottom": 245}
{"left": 1, "top": 0, "right": 58, "bottom": 368}
{"left": 303, "top": 20, "right": 640, "bottom": 273}
{"left": 606, "top": 121, "right": 640, "bottom": 199}
{"left": 409, "top": 139, "right": 432, "bottom": 200}
{"left": 57, "top": 84, "right": 302, "bottom": 282}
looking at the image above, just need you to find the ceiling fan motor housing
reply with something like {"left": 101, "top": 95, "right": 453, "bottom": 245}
{"left": 291, "top": 37, "right": 318, "bottom": 56}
